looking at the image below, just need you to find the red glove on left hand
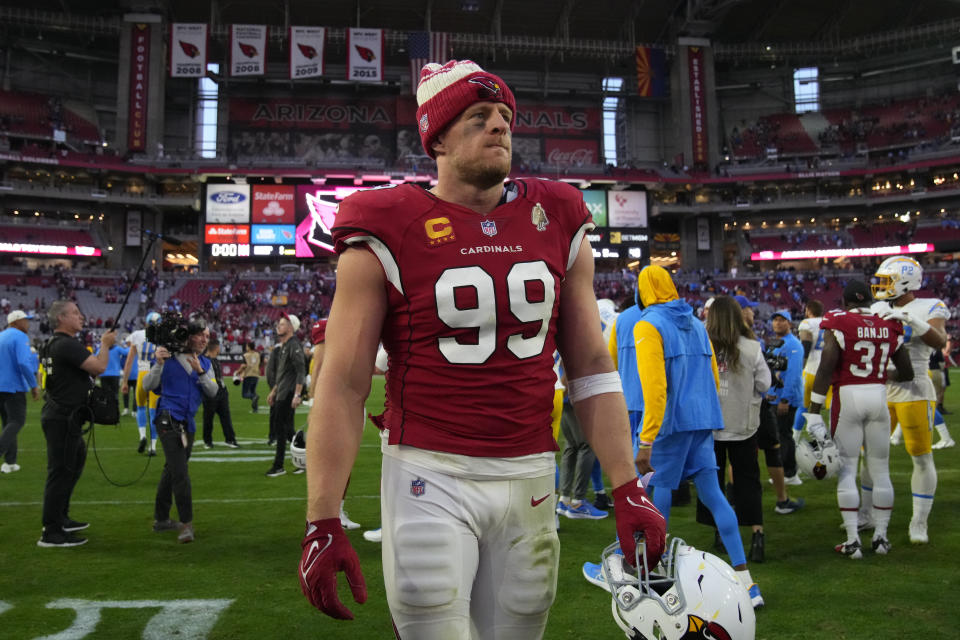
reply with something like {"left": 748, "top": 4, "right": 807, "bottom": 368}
{"left": 298, "top": 518, "right": 367, "bottom": 619}
{"left": 612, "top": 477, "right": 667, "bottom": 571}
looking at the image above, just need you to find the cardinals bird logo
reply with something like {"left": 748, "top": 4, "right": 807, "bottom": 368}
{"left": 178, "top": 40, "right": 199, "bottom": 58}
{"left": 354, "top": 45, "right": 376, "bottom": 62}
{"left": 680, "top": 614, "right": 733, "bottom": 640}
{"left": 238, "top": 42, "right": 259, "bottom": 58}
{"left": 468, "top": 76, "right": 503, "bottom": 100}
{"left": 297, "top": 43, "right": 318, "bottom": 59}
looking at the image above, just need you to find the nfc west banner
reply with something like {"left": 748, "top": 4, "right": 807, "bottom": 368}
{"left": 231, "top": 24, "right": 267, "bottom": 77}
{"left": 290, "top": 26, "right": 325, "bottom": 80}
{"left": 346, "top": 28, "right": 383, "bottom": 83}
{"left": 169, "top": 23, "right": 207, "bottom": 77}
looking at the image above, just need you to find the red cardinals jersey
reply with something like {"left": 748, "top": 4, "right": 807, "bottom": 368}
{"left": 821, "top": 308, "right": 904, "bottom": 387}
{"left": 332, "top": 180, "right": 594, "bottom": 457}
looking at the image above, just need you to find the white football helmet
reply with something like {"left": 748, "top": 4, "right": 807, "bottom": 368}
{"left": 796, "top": 436, "right": 842, "bottom": 480}
{"left": 291, "top": 430, "right": 307, "bottom": 470}
{"left": 145, "top": 311, "right": 162, "bottom": 326}
{"left": 602, "top": 537, "right": 755, "bottom": 640}
{"left": 872, "top": 256, "right": 922, "bottom": 300}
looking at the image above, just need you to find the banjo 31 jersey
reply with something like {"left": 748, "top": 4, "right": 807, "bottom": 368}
{"left": 332, "top": 180, "right": 594, "bottom": 457}
{"left": 821, "top": 308, "right": 903, "bottom": 387}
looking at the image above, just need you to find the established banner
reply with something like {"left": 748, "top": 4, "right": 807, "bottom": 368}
{"left": 290, "top": 26, "right": 325, "bottom": 80}
{"left": 346, "top": 28, "right": 384, "bottom": 82}
{"left": 126, "top": 210, "right": 142, "bottom": 247}
{"left": 231, "top": 24, "right": 267, "bottom": 77}
{"left": 688, "top": 46, "right": 708, "bottom": 166}
{"left": 169, "top": 23, "right": 207, "bottom": 77}
{"left": 128, "top": 23, "right": 149, "bottom": 152}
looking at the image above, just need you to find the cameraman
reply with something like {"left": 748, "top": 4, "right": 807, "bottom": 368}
{"left": 766, "top": 310, "right": 805, "bottom": 485}
{"left": 38, "top": 301, "right": 116, "bottom": 547}
{"left": 141, "top": 320, "right": 218, "bottom": 543}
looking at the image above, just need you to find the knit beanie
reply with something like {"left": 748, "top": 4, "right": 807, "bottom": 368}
{"left": 415, "top": 59, "right": 516, "bottom": 158}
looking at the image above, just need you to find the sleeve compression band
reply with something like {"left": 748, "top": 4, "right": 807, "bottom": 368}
{"left": 566, "top": 371, "right": 623, "bottom": 404}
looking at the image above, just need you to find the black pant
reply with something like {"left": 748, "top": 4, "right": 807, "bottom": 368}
{"left": 154, "top": 412, "right": 195, "bottom": 524}
{"left": 696, "top": 433, "right": 763, "bottom": 528}
{"left": 40, "top": 414, "right": 87, "bottom": 532}
{"left": 270, "top": 395, "right": 295, "bottom": 469}
{"left": 241, "top": 377, "right": 258, "bottom": 401}
{"left": 202, "top": 389, "right": 236, "bottom": 445}
{"left": 124, "top": 378, "right": 137, "bottom": 410}
{"left": 757, "top": 400, "right": 783, "bottom": 469}
{"left": 99, "top": 376, "right": 120, "bottom": 400}
{"left": 776, "top": 405, "right": 798, "bottom": 478}
{"left": 0, "top": 391, "right": 27, "bottom": 464}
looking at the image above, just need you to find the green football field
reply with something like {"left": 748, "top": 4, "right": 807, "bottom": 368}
{"left": 0, "top": 375, "right": 957, "bottom": 639}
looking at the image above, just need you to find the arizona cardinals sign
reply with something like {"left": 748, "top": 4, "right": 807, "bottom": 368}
{"left": 231, "top": 24, "right": 267, "bottom": 77}
{"left": 169, "top": 23, "right": 207, "bottom": 77}
{"left": 290, "top": 26, "right": 325, "bottom": 80}
{"left": 347, "top": 28, "right": 383, "bottom": 83}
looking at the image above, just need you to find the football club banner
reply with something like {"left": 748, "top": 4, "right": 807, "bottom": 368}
{"left": 636, "top": 46, "right": 667, "bottom": 97}
{"left": 230, "top": 24, "right": 267, "bottom": 77}
{"left": 290, "top": 26, "right": 325, "bottom": 80}
{"left": 347, "top": 28, "right": 384, "bottom": 83}
{"left": 128, "top": 23, "right": 150, "bottom": 151}
{"left": 688, "top": 46, "right": 708, "bottom": 166}
{"left": 169, "top": 23, "right": 207, "bottom": 77}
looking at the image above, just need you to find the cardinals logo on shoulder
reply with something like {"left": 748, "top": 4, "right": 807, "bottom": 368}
{"left": 531, "top": 203, "right": 548, "bottom": 231}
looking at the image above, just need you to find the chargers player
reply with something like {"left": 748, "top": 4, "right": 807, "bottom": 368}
{"left": 804, "top": 281, "right": 912, "bottom": 558}
{"left": 121, "top": 311, "right": 161, "bottom": 455}
{"left": 298, "top": 60, "right": 666, "bottom": 637}
{"left": 867, "top": 256, "right": 949, "bottom": 544}
{"left": 794, "top": 300, "right": 831, "bottom": 431}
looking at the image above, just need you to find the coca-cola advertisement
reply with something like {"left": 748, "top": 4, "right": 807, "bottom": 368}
{"left": 544, "top": 138, "right": 600, "bottom": 167}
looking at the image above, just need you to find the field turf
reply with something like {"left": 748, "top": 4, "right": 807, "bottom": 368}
{"left": 0, "top": 375, "right": 957, "bottom": 639}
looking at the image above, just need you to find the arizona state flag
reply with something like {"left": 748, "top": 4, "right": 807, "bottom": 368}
{"left": 636, "top": 46, "right": 667, "bottom": 97}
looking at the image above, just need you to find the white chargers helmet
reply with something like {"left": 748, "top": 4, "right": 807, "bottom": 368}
{"left": 291, "top": 430, "right": 307, "bottom": 470}
{"left": 145, "top": 311, "right": 162, "bottom": 326}
{"left": 796, "top": 436, "right": 842, "bottom": 480}
{"left": 602, "top": 537, "right": 755, "bottom": 640}
{"left": 872, "top": 255, "right": 922, "bottom": 300}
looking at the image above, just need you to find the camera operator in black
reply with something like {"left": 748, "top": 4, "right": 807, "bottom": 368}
{"left": 142, "top": 319, "right": 218, "bottom": 543}
{"left": 201, "top": 337, "right": 239, "bottom": 449}
{"left": 38, "top": 300, "right": 116, "bottom": 547}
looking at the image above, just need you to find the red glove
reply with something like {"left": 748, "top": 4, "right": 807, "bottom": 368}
{"left": 298, "top": 518, "right": 367, "bottom": 619}
{"left": 612, "top": 477, "right": 667, "bottom": 571}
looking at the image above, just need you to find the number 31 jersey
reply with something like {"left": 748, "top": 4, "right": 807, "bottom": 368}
{"left": 332, "top": 180, "right": 594, "bottom": 458}
{"left": 821, "top": 308, "right": 903, "bottom": 387}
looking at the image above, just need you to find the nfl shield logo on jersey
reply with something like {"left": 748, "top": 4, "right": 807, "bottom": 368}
{"left": 481, "top": 220, "right": 498, "bottom": 237}
{"left": 410, "top": 477, "right": 426, "bottom": 497}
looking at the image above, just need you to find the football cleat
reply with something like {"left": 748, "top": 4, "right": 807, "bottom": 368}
{"left": 362, "top": 528, "right": 382, "bottom": 543}
{"left": 563, "top": 500, "right": 609, "bottom": 520}
{"left": 555, "top": 500, "right": 569, "bottom": 515}
{"left": 872, "top": 536, "right": 891, "bottom": 555}
{"left": 747, "top": 583, "right": 765, "bottom": 609}
{"left": 340, "top": 510, "right": 361, "bottom": 530}
{"left": 835, "top": 539, "right": 863, "bottom": 559}
{"left": 932, "top": 438, "right": 956, "bottom": 450}
{"left": 582, "top": 561, "right": 609, "bottom": 591}
{"left": 909, "top": 521, "right": 929, "bottom": 544}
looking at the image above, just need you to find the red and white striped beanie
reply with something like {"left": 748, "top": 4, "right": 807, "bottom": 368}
{"left": 415, "top": 60, "right": 516, "bottom": 158}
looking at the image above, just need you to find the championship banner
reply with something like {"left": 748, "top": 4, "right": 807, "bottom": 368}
{"left": 126, "top": 210, "right": 142, "bottom": 247}
{"left": 169, "top": 23, "right": 207, "bottom": 77}
{"left": 346, "top": 28, "right": 384, "bottom": 82}
{"left": 290, "top": 26, "right": 325, "bottom": 80}
{"left": 128, "top": 23, "right": 150, "bottom": 152}
{"left": 230, "top": 24, "right": 267, "bottom": 77}
{"left": 697, "top": 217, "right": 710, "bottom": 251}
{"left": 688, "top": 46, "right": 708, "bottom": 166}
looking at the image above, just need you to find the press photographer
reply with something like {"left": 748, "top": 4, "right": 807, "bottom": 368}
{"left": 140, "top": 315, "right": 218, "bottom": 544}
{"left": 38, "top": 300, "right": 116, "bottom": 548}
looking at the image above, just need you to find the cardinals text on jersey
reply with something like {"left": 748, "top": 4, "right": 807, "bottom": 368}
{"left": 331, "top": 180, "right": 594, "bottom": 458}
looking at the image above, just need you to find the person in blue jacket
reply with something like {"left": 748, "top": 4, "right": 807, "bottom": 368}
{"left": 141, "top": 319, "right": 218, "bottom": 543}
{"left": 765, "top": 309, "right": 805, "bottom": 484}
{"left": 96, "top": 334, "right": 128, "bottom": 417}
{"left": 0, "top": 310, "right": 39, "bottom": 473}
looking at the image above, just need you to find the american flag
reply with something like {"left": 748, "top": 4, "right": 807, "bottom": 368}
{"left": 408, "top": 31, "right": 450, "bottom": 94}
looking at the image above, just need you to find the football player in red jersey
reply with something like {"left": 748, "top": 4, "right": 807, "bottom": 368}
{"left": 805, "top": 280, "right": 913, "bottom": 559}
{"left": 298, "top": 60, "right": 666, "bottom": 638}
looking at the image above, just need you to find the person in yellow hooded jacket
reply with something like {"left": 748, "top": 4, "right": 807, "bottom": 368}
{"left": 633, "top": 265, "right": 764, "bottom": 609}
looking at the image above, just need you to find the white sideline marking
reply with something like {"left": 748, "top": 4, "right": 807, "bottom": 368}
{"left": 0, "top": 495, "right": 381, "bottom": 507}
{"left": 36, "top": 598, "right": 233, "bottom": 640}
{"left": 192, "top": 457, "right": 276, "bottom": 463}
{"left": 0, "top": 600, "right": 10, "bottom": 616}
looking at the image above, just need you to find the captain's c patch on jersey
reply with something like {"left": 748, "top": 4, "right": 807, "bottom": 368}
{"left": 425, "top": 217, "right": 456, "bottom": 246}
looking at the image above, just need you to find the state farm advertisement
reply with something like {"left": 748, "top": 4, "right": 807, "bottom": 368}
{"left": 206, "top": 184, "right": 250, "bottom": 224}
{"left": 204, "top": 224, "right": 250, "bottom": 244}
{"left": 252, "top": 185, "right": 296, "bottom": 223}
{"left": 544, "top": 138, "right": 600, "bottom": 167}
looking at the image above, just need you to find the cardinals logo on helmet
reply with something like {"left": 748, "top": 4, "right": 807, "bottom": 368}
{"left": 354, "top": 45, "right": 376, "bottom": 61}
{"left": 238, "top": 42, "right": 259, "bottom": 58}
{"left": 468, "top": 76, "right": 503, "bottom": 100}
{"left": 297, "top": 43, "right": 318, "bottom": 59}
{"left": 681, "top": 614, "right": 733, "bottom": 640}
{"left": 178, "top": 40, "right": 200, "bottom": 58}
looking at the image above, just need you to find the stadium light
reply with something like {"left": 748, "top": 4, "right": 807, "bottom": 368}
{"left": 751, "top": 243, "right": 934, "bottom": 261}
